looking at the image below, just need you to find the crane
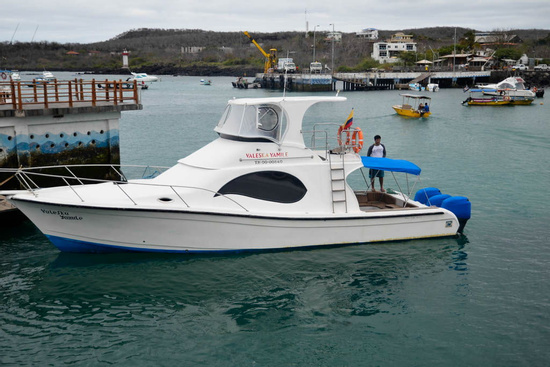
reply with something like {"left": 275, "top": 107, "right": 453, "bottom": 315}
{"left": 244, "top": 31, "right": 277, "bottom": 73}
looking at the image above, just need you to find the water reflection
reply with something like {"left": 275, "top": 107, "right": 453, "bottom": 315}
{"left": 1, "top": 236, "right": 470, "bottom": 364}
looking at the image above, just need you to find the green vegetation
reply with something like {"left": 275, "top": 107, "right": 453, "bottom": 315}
{"left": 1, "top": 27, "right": 549, "bottom": 75}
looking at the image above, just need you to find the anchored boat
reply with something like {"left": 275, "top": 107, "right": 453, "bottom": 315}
{"left": 1, "top": 96, "right": 470, "bottom": 253}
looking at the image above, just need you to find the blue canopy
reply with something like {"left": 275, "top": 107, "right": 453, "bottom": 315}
{"left": 361, "top": 156, "right": 421, "bottom": 175}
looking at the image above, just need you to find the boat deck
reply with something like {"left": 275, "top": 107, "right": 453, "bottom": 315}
{"left": 355, "top": 191, "right": 417, "bottom": 211}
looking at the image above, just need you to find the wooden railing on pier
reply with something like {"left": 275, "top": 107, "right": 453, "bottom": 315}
{"left": 0, "top": 79, "right": 140, "bottom": 110}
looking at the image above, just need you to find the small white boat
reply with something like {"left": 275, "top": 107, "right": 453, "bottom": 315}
{"left": 1, "top": 96, "right": 470, "bottom": 253}
{"left": 33, "top": 70, "right": 56, "bottom": 83}
{"left": 409, "top": 83, "right": 424, "bottom": 91}
{"left": 41, "top": 71, "right": 55, "bottom": 80}
{"left": 0, "top": 70, "right": 20, "bottom": 81}
{"left": 127, "top": 72, "right": 159, "bottom": 83}
{"left": 476, "top": 76, "right": 535, "bottom": 99}
{"left": 200, "top": 79, "right": 212, "bottom": 85}
{"left": 426, "top": 83, "right": 439, "bottom": 92}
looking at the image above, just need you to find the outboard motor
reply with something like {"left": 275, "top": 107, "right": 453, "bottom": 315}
{"left": 441, "top": 196, "right": 471, "bottom": 233}
{"left": 414, "top": 187, "right": 441, "bottom": 205}
{"left": 429, "top": 194, "right": 452, "bottom": 207}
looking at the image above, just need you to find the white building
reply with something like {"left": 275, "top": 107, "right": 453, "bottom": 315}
{"left": 325, "top": 31, "right": 342, "bottom": 42}
{"left": 371, "top": 32, "right": 417, "bottom": 63}
{"left": 356, "top": 28, "right": 378, "bottom": 40}
{"left": 181, "top": 46, "right": 205, "bottom": 54}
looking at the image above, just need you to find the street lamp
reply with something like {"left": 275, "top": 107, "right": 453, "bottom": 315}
{"left": 329, "top": 23, "right": 335, "bottom": 73}
{"left": 313, "top": 24, "right": 320, "bottom": 62}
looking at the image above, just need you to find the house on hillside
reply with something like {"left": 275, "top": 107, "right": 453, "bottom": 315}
{"left": 181, "top": 46, "right": 205, "bottom": 54}
{"left": 325, "top": 31, "right": 342, "bottom": 42}
{"left": 371, "top": 32, "right": 417, "bottom": 64}
{"left": 440, "top": 53, "right": 472, "bottom": 69}
{"left": 475, "top": 32, "right": 520, "bottom": 45}
{"left": 356, "top": 28, "right": 378, "bottom": 40}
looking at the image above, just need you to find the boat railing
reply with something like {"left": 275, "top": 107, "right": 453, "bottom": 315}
{"left": 304, "top": 123, "right": 361, "bottom": 157}
{"left": 0, "top": 79, "right": 140, "bottom": 110}
{"left": 2, "top": 164, "right": 249, "bottom": 212}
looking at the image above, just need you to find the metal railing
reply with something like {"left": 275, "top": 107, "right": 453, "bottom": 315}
{"left": 304, "top": 123, "right": 363, "bottom": 158}
{"left": 1, "top": 164, "right": 249, "bottom": 212}
{"left": 0, "top": 79, "right": 140, "bottom": 110}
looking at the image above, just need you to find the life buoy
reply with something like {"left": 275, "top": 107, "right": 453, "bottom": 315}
{"left": 351, "top": 127, "right": 364, "bottom": 153}
{"left": 337, "top": 125, "right": 351, "bottom": 146}
{"left": 1, "top": 72, "right": 6, "bottom": 80}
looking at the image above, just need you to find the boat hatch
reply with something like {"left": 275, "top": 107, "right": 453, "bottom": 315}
{"left": 215, "top": 103, "right": 287, "bottom": 143}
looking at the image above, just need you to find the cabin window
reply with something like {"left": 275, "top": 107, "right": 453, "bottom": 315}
{"left": 217, "top": 105, "right": 232, "bottom": 128}
{"left": 257, "top": 106, "right": 278, "bottom": 131}
{"left": 216, "top": 171, "right": 307, "bottom": 203}
{"left": 215, "top": 103, "right": 285, "bottom": 143}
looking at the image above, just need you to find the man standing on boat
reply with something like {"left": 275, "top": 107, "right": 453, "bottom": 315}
{"left": 367, "top": 135, "right": 386, "bottom": 192}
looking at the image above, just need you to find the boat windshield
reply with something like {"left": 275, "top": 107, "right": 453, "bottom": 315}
{"left": 215, "top": 103, "right": 286, "bottom": 143}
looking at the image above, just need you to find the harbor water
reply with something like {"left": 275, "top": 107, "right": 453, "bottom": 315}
{"left": 1, "top": 72, "right": 549, "bottom": 366}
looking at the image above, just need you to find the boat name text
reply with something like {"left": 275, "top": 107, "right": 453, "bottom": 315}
{"left": 41, "top": 209, "right": 83, "bottom": 221}
{"left": 245, "top": 152, "right": 288, "bottom": 159}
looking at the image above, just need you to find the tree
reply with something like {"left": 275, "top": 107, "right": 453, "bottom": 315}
{"left": 460, "top": 30, "right": 479, "bottom": 52}
{"left": 494, "top": 48, "right": 523, "bottom": 62}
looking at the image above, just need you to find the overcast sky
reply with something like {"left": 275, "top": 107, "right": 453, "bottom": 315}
{"left": 3, "top": 0, "right": 550, "bottom": 44}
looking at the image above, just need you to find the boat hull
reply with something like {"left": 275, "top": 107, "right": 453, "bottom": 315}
{"left": 466, "top": 100, "right": 510, "bottom": 106}
{"left": 12, "top": 198, "right": 459, "bottom": 253}
{"left": 392, "top": 106, "right": 431, "bottom": 118}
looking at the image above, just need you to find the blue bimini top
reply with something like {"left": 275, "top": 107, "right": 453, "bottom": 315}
{"left": 361, "top": 156, "right": 421, "bottom": 175}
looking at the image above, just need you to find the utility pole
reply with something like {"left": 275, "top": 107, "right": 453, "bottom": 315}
{"left": 329, "top": 23, "right": 335, "bottom": 73}
{"left": 453, "top": 28, "right": 457, "bottom": 73}
{"left": 313, "top": 25, "right": 320, "bottom": 62}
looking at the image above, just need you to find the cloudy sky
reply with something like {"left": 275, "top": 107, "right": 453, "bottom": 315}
{"left": 3, "top": 0, "right": 550, "bottom": 44}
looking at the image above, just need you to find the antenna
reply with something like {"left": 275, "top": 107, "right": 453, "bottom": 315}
{"left": 10, "top": 23, "right": 19, "bottom": 44}
{"left": 31, "top": 25, "right": 39, "bottom": 43}
{"left": 305, "top": 9, "right": 308, "bottom": 37}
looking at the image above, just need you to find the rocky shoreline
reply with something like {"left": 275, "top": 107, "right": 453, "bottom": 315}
{"left": 90, "top": 64, "right": 261, "bottom": 78}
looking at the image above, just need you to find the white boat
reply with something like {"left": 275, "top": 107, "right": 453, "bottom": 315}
{"left": 0, "top": 70, "right": 20, "bottom": 81}
{"left": 1, "top": 96, "right": 470, "bottom": 253}
{"left": 409, "top": 83, "right": 424, "bottom": 91}
{"left": 426, "top": 83, "right": 439, "bottom": 92}
{"left": 476, "top": 76, "right": 535, "bottom": 98}
{"left": 200, "top": 79, "right": 212, "bottom": 85}
{"left": 10, "top": 71, "right": 21, "bottom": 81}
{"left": 33, "top": 70, "right": 56, "bottom": 83}
{"left": 127, "top": 72, "right": 159, "bottom": 83}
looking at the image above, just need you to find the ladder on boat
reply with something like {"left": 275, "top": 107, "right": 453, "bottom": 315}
{"left": 329, "top": 153, "right": 348, "bottom": 213}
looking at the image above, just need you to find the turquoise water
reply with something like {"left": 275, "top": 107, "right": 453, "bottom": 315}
{"left": 1, "top": 73, "right": 549, "bottom": 366}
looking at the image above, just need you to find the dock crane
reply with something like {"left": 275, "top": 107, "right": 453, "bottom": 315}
{"left": 244, "top": 31, "right": 277, "bottom": 73}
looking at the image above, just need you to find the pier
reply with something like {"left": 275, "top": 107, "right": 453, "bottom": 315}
{"left": 253, "top": 70, "right": 491, "bottom": 92}
{"left": 0, "top": 79, "right": 142, "bottom": 190}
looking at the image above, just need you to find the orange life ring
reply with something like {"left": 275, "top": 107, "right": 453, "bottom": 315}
{"left": 351, "top": 127, "right": 364, "bottom": 153}
{"left": 0, "top": 72, "right": 6, "bottom": 80}
{"left": 337, "top": 125, "right": 351, "bottom": 146}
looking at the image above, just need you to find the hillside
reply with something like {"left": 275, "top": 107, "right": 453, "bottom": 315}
{"left": 1, "top": 27, "right": 549, "bottom": 76}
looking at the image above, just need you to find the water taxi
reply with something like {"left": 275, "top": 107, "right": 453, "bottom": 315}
{"left": 393, "top": 94, "right": 432, "bottom": 118}
{"left": 462, "top": 89, "right": 533, "bottom": 106}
